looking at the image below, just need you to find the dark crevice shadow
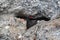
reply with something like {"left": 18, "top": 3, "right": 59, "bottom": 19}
{"left": 15, "top": 10, "right": 50, "bottom": 29}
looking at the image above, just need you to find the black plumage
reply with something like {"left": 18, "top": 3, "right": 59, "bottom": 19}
{"left": 15, "top": 10, "right": 50, "bottom": 29}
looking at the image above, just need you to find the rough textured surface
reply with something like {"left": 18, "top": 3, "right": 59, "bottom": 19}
{"left": 22, "top": 18, "right": 60, "bottom": 40}
{"left": 0, "top": 0, "right": 60, "bottom": 19}
{"left": 0, "top": 0, "right": 60, "bottom": 40}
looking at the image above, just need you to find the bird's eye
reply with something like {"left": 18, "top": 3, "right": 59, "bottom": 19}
{"left": 29, "top": 16, "right": 33, "bottom": 19}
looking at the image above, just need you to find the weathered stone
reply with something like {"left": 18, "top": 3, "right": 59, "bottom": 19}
{"left": 0, "top": 0, "right": 60, "bottom": 40}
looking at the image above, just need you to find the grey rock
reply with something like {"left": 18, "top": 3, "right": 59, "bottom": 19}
{"left": 22, "top": 19, "right": 60, "bottom": 40}
{"left": 0, "top": 0, "right": 60, "bottom": 40}
{"left": 0, "top": 0, "right": 60, "bottom": 19}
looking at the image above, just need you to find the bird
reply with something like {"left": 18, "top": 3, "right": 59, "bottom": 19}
{"left": 15, "top": 9, "right": 50, "bottom": 29}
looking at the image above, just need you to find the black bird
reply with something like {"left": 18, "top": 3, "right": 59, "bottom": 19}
{"left": 15, "top": 10, "right": 50, "bottom": 29}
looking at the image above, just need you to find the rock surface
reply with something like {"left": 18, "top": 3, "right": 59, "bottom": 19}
{"left": 0, "top": 0, "right": 60, "bottom": 40}
{"left": 22, "top": 19, "right": 60, "bottom": 40}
